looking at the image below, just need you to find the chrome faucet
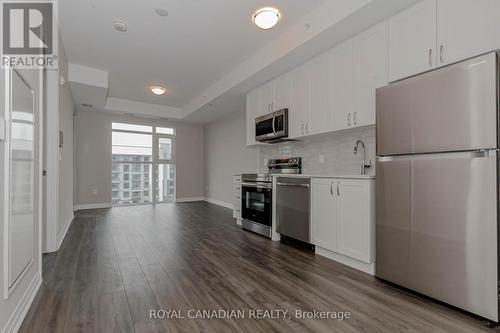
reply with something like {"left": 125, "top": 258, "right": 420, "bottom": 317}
{"left": 353, "top": 140, "right": 372, "bottom": 175}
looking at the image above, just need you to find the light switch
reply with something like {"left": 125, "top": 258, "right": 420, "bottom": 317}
{"left": 0, "top": 116, "right": 5, "bottom": 142}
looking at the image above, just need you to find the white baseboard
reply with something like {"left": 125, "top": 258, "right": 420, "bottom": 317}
{"left": 203, "top": 197, "right": 233, "bottom": 210}
{"left": 2, "top": 272, "right": 42, "bottom": 333}
{"left": 74, "top": 200, "right": 234, "bottom": 210}
{"left": 73, "top": 202, "right": 112, "bottom": 211}
{"left": 175, "top": 197, "right": 205, "bottom": 203}
{"left": 315, "top": 247, "right": 375, "bottom": 275}
{"left": 56, "top": 214, "right": 73, "bottom": 251}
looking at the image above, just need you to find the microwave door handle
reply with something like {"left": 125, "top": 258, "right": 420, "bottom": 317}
{"left": 272, "top": 114, "right": 277, "bottom": 134}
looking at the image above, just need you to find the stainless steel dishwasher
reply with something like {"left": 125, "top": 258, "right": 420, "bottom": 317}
{"left": 276, "top": 177, "right": 311, "bottom": 243}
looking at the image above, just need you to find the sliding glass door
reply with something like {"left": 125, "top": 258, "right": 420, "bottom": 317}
{"left": 111, "top": 123, "right": 175, "bottom": 206}
{"left": 155, "top": 133, "right": 175, "bottom": 202}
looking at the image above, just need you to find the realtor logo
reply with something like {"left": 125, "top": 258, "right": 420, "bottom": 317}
{"left": 1, "top": 1, "right": 58, "bottom": 68}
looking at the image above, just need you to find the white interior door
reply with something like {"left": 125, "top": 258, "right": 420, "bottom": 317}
{"left": 5, "top": 69, "right": 39, "bottom": 292}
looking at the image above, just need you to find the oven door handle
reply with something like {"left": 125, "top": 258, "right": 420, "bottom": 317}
{"left": 241, "top": 182, "right": 272, "bottom": 189}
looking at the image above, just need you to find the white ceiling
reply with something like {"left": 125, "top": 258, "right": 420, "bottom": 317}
{"left": 59, "top": 0, "right": 327, "bottom": 108}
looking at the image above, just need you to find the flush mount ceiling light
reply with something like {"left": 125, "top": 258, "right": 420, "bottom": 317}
{"left": 253, "top": 7, "right": 280, "bottom": 30}
{"left": 150, "top": 85, "right": 167, "bottom": 95}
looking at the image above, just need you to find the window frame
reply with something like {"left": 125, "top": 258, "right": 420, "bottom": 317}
{"left": 111, "top": 121, "right": 176, "bottom": 206}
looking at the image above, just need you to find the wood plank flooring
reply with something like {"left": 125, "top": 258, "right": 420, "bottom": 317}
{"left": 20, "top": 202, "right": 499, "bottom": 333}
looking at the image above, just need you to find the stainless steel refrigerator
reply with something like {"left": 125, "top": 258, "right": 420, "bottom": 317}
{"left": 376, "top": 52, "right": 499, "bottom": 322}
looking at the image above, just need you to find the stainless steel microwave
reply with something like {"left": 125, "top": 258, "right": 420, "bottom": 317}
{"left": 255, "top": 109, "right": 288, "bottom": 143}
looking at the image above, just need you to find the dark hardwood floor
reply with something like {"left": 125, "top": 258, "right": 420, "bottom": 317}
{"left": 20, "top": 202, "right": 498, "bottom": 333}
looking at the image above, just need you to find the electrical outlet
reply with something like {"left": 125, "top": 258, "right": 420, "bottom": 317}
{"left": 318, "top": 155, "right": 325, "bottom": 164}
{"left": 92, "top": 189, "right": 98, "bottom": 195}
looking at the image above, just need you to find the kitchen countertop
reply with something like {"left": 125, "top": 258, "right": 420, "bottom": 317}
{"left": 272, "top": 174, "right": 375, "bottom": 180}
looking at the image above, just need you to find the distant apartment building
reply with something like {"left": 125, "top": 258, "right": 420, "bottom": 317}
{"left": 111, "top": 142, "right": 174, "bottom": 205}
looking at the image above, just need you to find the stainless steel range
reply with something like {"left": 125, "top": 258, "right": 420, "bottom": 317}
{"left": 241, "top": 157, "right": 302, "bottom": 238}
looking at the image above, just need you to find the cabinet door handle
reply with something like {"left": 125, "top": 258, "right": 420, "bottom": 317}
{"left": 337, "top": 182, "right": 340, "bottom": 196}
{"left": 440, "top": 44, "right": 444, "bottom": 63}
{"left": 330, "top": 182, "right": 334, "bottom": 196}
{"left": 354, "top": 112, "right": 357, "bottom": 125}
{"left": 302, "top": 123, "right": 304, "bottom": 135}
{"left": 271, "top": 102, "right": 274, "bottom": 112}
{"left": 348, "top": 113, "right": 351, "bottom": 127}
{"left": 428, "top": 48, "right": 433, "bottom": 67}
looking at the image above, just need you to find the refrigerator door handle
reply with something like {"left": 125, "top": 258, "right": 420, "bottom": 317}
{"left": 377, "top": 149, "right": 497, "bottom": 162}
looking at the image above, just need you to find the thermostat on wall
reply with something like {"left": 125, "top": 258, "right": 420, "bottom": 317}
{"left": 0, "top": 116, "right": 5, "bottom": 142}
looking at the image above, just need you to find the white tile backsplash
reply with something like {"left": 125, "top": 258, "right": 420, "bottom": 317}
{"left": 258, "top": 125, "right": 376, "bottom": 175}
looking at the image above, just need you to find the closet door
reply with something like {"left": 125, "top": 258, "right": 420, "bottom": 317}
{"left": 6, "top": 69, "right": 38, "bottom": 291}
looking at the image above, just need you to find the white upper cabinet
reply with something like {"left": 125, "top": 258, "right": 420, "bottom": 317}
{"left": 246, "top": 88, "right": 261, "bottom": 146}
{"left": 259, "top": 73, "right": 293, "bottom": 117}
{"left": 273, "top": 72, "right": 292, "bottom": 112}
{"left": 353, "top": 23, "right": 387, "bottom": 127}
{"left": 437, "top": 0, "right": 500, "bottom": 67}
{"left": 330, "top": 39, "right": 355, "bottom": 130}
{"left": 290, "top": 64, "right": 310, "bottom": 139}
{"left": 260, "top": 81, "right": 274, "bottom": 116}
{"left": 388, "top": 0, "right": 437, "bottom": 82}
{"left": 309, "top": 51, "right": 333, "bottom": 136}
{"left": 389, "top": 0, "right": 500, "bottom": 82}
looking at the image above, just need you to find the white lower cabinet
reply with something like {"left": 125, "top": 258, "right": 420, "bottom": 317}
{"left": 233, "top": 176, "right": 242, "bottom": 221}
{"left": 311, "top": 179, "right": 338, "bottom": 252}
{"left": 311, "top": 178, "right": 375, "bottom": 273}
{"left": 336, "top": 180, "right": 374, "bottom": 263}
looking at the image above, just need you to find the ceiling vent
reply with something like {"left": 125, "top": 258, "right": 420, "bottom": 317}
{"left": 113, "top": 19, "right": 128, "bottom": 32}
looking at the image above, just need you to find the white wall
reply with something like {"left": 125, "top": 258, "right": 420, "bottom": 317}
{"left": 58, "top": 42, "right": 75, "bottom": 246}
{"left": 74, "top": 111, "right": 204, "bottom": 207}
{"left": 42, "top": 37, "right": 76, "bottom": 253}
{"left": 204, "top": 110, "right": 258, "bottom": 206}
